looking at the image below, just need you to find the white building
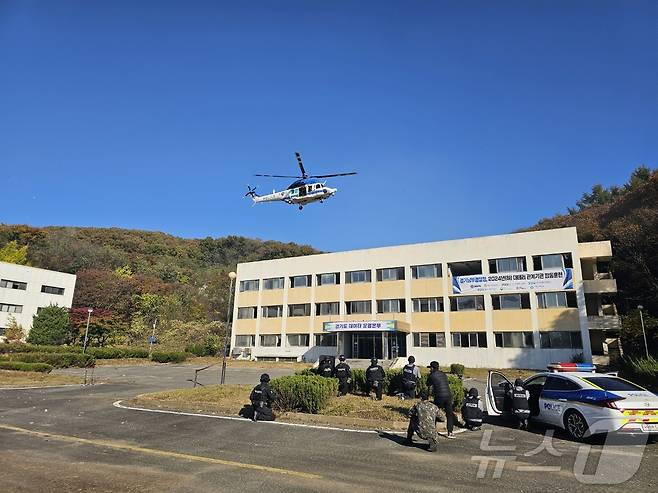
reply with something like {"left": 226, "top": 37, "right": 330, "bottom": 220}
{"left": 0, "top": 261, "right": 77, "bottom": 338}
{"left": 230, "top": 227, "right": 618, "bottom": 369}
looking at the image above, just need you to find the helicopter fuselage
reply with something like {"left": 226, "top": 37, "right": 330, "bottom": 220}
{"left": 250, "top": 179, "right": 337, "bottom": 208}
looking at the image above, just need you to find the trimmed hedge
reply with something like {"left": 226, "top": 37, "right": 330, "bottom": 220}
{"left": 450, "top": 363, "right": 465, "bottom": 377}
{"left": 0, "top": 343, "right": 82, "bottom": 354}
{"left": 270, "top": 374, "right": 338, "bottom": 413}
{"left": 0, "top": 352, "right": 95, "bottom": 368}
{"left": 150, "top": 351, "right": 188, "bottom": 363}
{"left": 87, "top": 347, "right": 150, "bottom": 359}
{"left": 0, "top": 361, "right": 54, "bottom": 373}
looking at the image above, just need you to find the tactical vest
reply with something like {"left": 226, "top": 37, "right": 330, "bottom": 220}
{"left": 335, "top": 364, "right": 349, "bottom": 380}
{"left": 512, "top": 386, "right": 530, "bottom": 412}
{"left": 462, "top": 396, "right": 483, "bottom": 421}
{"left": 402, "top": 364, "right": 417, "bottom": 383}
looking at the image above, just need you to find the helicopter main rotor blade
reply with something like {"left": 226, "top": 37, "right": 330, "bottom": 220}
{"left": 254, "top": 174, "right": 301, "bottom": 178}
{"left": 310, "top": 172, "right": 358, "bottom": 178}
{"left": 295, "top": 152, "right": 308, "bottom": 178}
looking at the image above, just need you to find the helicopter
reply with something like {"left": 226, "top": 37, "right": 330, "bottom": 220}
{"left": 245, "top": 152, "right": 357, "bottom": 210}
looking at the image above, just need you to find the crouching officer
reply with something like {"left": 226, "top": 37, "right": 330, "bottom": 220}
{"left": 461, "top": 388, "right": 484, "bottom": 430}
{"left": 510, "top": 378, "right": 530, "bottom": 430}
{"left": 334, "top": 355, "right": 351, "bottom": 396}
{"left": 400, "top": 355, "right": 420, "bottom": 399}
{"left": 366, "top": 358, "right": 385, "bottom": 400}
{"left": 407, "top": 391, "right": 440, "bottom": 452}
{"left": 250, "top": 373, "right": 276, "bottom": 422}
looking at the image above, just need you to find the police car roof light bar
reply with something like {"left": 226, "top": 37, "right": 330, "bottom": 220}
{"left": 547, "top": 362, "right": 597, "bottom": 373}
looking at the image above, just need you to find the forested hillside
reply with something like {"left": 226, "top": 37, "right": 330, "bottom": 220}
{"left": 524, "top": 166, "right": 658, "bottom": 318}
{"left": 0, "top": 225, "right": 319, "bottom": 349}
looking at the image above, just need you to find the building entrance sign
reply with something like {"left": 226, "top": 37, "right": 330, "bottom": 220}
{"left": 323, "top": 320, "right": 396, "bottom": 332}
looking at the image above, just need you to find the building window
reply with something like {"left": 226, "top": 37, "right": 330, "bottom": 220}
{"left": 261, "top": 305, "right": 283, "bottom": 318}
{"left": 539, "top": 331, "right": 583, "bottom": 349}
{"left": 489, "top": 257, "right": 526, "bottom": 273}
{"left": 0, "top": 303, "right": 23, "bottom": 313}
{"left": 41, "top": 285, "right": 65, "bottom": 295}
{"left": 1, "top": 279, "right": 27, "bottom": 290}
{"left": 346, "top": 300, "right": 372, "bottom": 315}
{"left": 492, "top": 293, "right": 530, "bottom": 310}
{"left": 290, "top": 275, "right": 312, "bottom": 288}
{"left": 263, "top": 277, "right": 284, "bottom": 290}
{"left": 287, "top": 334, "right": 310, "bottom": 347}
{"left": 376, "top": 267, "right": 405, "bottom": 281}
{"left": 288, "top": 303, "right": 311, "bottom": 317}
{"left": 317, "top": 273, "right": 340, "bottom": 286}
{"left": 316, "top": 302, "right": 340, "bottom": 316}
{"left": 412, "top": 297, "right": 444, "bottom": 312}
{"left": 235, "top": 335, "right": 255, "bottom": 347}
{"left": 450, "top": 296, "right": 485, "bottom": 311}
{"left": 315, "top": 333, "right": 337, "bottom": 346}
{"left": 413, "top": 332, "right": 447, "bottom": 347}
{"left": 451, "top": 332, "right": 488, "bottom": 348}
{"left": 260, "top": 335, "right": 281, "bottom": 347}
{"left": 532, "top": 253, "right": 573, "bottom": 270}
{"left": 448, "top": 261, "right": 482, "bottom": 276}
{"left": 239, "top": 279, "right": 260, "bottom": 292}
{"left": 537, "top": 291, "right": 578, "bottom": 309}
{"left": 237, "top": 307, "right": 257, "bottom": 319}
{"left": 495, "top": 332, "right": 534, "bottom": 348}
{"left": 412, "top": 264, "right": 442, "bottom": 279}
{"left": 377, "top": 299, "right": 405, "bottom": 313}
{"left": 345, "top": 270, "right": 371, "bottom": 284}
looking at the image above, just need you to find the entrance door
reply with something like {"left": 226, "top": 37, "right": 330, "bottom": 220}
{"left": 354, "top": 333, "right": 383, "bottom": 359}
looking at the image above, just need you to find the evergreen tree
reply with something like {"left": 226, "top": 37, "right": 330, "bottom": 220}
{"left": 27, "top": 305, "right": 71, "bottom": 345}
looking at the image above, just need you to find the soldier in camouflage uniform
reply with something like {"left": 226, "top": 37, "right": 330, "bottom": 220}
{"left": 406, "top": 391, "right": 440, "bottom": 452}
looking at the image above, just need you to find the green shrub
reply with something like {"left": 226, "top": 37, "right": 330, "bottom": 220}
{"left": 295, "top": 367, "right": 319, "bottom": 376}
{"left": 448, "top": 374, "right": 466, "bottom": 410}
{"left": 0, "top": 361, "right": 53, "bottom": 373}
{"left": 26, "top": 305, "right": 71, "bottom": 345}
{"left": 449, "top": 363, "right": 465, "bottom": 377}
{"left": 0, "top": 352, "right": 95, "bottom": 368}
{"left": 185, "top": 344, "right": 207, "bottom": 357}
{"left": 270, "top": 374, "right": 338, "bottom": 413}
{"left": 621, "top": 356, "right": 658, "bottom": 391}
{"left": 0, "top": 343, "right": 82, "bottom": 354}
{"left": 87, "top": 347, "right": 150, "bottom": 359}
{"left": 150, "top": 351, "right": 188, "bottom": 363}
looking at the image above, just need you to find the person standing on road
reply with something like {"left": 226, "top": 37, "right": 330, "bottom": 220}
{"left": 366, "top": 357, "right": 385, "bottom": 400}
{"left": 400, "top": 355, "right": 420, "bottom": 400}
{"left": 461, "top": 387, "right": 484, "bottom": 431}
{"left": 250, "top": 373, "right": 276, "bottom": 422}
{"left": 407, "top": 391, "right": 440, "bottom": 452}
{"left": 333, "top": 355, "right": 352, "bottom": 396}
{"left": 426, "top": 361, "right": 455, "bottom": 438}
{"left": 509, "top": 378, "right": 531, "bottom": 430}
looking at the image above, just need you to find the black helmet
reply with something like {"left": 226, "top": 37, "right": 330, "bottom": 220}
{"left": 514, "top": 378, "right": 524, "bottom": 387}
{"left": 370, "top": 357, "right": 378, "bottom": 364}
{"left": 260, "top": 373, "right": 270, "bottom": 383}
{"left": 468, "top": 387, "right": 479, "bottom": 398}
{"left": 408, "top": 355, "right": 415, "bottom": 364}
{"left": 339, "top": 355, "right": 346, "bottom": 361}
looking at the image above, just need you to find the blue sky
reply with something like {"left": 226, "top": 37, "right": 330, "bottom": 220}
{"left": 1, "top": 1, "right": 656, "bottom": 252}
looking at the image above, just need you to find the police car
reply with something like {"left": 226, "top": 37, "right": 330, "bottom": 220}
{"left": 486, "top": 363, "right": 658, "bottom": 440}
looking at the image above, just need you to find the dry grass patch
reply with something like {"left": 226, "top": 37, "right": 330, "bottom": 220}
{"left": 0, "top": 370, "right": 81, "bottom": 388}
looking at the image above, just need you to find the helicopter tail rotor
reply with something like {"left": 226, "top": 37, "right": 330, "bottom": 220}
{"left": 245, "top": 185, "right": 258, "bottom": 199}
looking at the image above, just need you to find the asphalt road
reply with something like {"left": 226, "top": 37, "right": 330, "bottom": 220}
{"left": 1, "top": 364, "right": 657, "bottom": 492}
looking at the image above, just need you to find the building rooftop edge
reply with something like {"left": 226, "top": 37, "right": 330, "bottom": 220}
{"left": 0, "top": 261, "right": 77, "bottom": 278}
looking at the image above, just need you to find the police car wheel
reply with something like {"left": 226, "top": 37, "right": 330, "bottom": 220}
{"left": 564, "top": 410, "right": 588, "bottom": 441}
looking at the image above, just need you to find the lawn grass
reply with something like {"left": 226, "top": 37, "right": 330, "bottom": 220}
{"left": 0, "top": 369, "right": 81, "bottom": 388}
{"left": 129, "top": 385, "right": 434, "bottom": 431}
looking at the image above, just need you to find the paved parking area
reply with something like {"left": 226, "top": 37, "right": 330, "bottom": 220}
{"left": 1, "top": 364, "right": 657, "bottom": 492}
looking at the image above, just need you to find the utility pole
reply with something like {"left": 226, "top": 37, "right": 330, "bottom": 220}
{"left": 220, "top": 272, "right": 237, "bottom": 385}
{"left": 638, "top": 305, "right": 649, "bottom": 358}
{"left": 149, "top": 318, "right": 158, "bottom": 358}
{"left": 82, "top": 308, "right": 93, "bottom": 354}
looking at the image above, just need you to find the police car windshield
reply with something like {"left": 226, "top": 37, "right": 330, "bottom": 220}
{"left": 583, "top": 377, "right": 645, "bottom": 392}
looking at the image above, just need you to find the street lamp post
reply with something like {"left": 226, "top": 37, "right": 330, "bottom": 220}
{"left": 220, "top": 271, "right": 237, "bottom": 385}
{"left": 82, "top": 308, "right": 93, "bottom": 354}
{"left": 638, "top": 305, "right": 649, "bottom": 358}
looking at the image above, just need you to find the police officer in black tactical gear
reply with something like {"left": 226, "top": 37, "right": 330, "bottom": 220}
{"left": 426, "top": 361, "right": 456, "bottom": 438}
{"left": 319, "top": 357, "right": 334, "bottom": 378}
{"left": 250, "top": 373, "right": 276, "bottom": 422}
{"left": 333, "top": 355, "right": 352, "bottom": 396}
{"left": 366, "top": 357, "right": 385, "bottom": 400}
{"left": 509, "top": 377, "right": 531, "bottom": 430}
{"left": 400, "top": 355, "right": 420, "bottom": 400}
{"left": 461, "top": 387, "right": 484, "bottom": 430}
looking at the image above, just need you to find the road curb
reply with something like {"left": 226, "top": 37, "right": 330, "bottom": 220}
{"left": 113, "top": 400, "right": 469, "bottom": 436}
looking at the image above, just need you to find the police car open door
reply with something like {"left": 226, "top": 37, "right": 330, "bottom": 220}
{"left": 486, "top": 371, "right": 513, "bottom": 416}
